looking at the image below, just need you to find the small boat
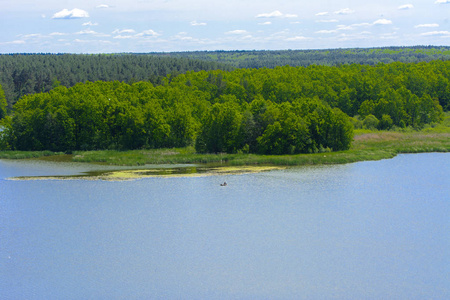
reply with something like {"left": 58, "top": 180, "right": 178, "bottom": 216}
{"left": 220, "top": 182, "right": 227, "bottom": 186}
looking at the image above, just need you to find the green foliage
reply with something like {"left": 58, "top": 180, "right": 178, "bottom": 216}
{"left": 0, "top": 116, "right": 12, "bottom": 150}
{"left": 196, "top": 101, "right": 242, "bottom": 153}
{"left": 363, "top": 114, "right": 379, "bottom": 130}
{"left": 48, "top": 131, "right": 450, "bottom": 167}
{"left": 150, "top": 46, "right": 450, "bottom": 69}
{"left": 378, "top": 114, "right": 394, "bottom": 130}
{"left": 0, "top": 83, "right": 6, "bottom": 119}
{"left": 4, "top": 60, "right": 450, "bottom": 155}
{"left": 350, "top": 116, "right": 363, "bottom": 129}
{"left": 0, "top": 54, "right": 234, "bottom": 108}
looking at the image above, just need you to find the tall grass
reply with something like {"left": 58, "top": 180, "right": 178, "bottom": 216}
{"left": 68, "top": 131, "right": 449, "bottom": 166}
{"left": 2, "top": 125, "right": 449, "bottom": 167}
{"left": 0, "top": 150, "right": 60, "bottom": 159}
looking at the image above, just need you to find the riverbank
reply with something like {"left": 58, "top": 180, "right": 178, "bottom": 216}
{"left": 1, "top": 131, "right": 449, "bottom": 167}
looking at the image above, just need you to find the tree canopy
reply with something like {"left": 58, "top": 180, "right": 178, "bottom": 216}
{"left": 1, "top": 61, "right": 446, "bottom": 154}
{"left": 150, "top": 46, "right": 450, "bottom": 69}
{"left": 0, "top": 53, "right": 234, "bottom": 109}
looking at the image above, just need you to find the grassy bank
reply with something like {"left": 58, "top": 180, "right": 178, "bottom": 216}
{"left": 1, "top": 130, "right": 449, "bottom": 167}
{"left": 4, "top": 131, "right": 448, "bottom": 166}
{"left": 0, "top": 150, "right": 63, "bottom": 160}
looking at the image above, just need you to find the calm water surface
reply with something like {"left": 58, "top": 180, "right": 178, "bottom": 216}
{"left": 0, "top": 153, "right": 449, "bottom": 299}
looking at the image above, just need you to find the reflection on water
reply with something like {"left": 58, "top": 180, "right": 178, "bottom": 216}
{"left": 0, "top": 158, "right": 197, "bottom": 179}
{"left": 0, "top": 153, "right": 449, "bottom": 299}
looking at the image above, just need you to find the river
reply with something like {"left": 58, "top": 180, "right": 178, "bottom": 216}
{"left": 0, "top": 153, "right": 449, "bottom": 299}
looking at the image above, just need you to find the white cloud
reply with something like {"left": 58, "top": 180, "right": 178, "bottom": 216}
{"left": 315, "top": 20, "right": 391, "bottom": 36}
{"left": 415, "top": 24, "right": 439, "bottom": 28}
{"left": 96, "top": 4, "right": 109, "bottom": 9}
{"left": 334, "top": 8, "right": 355, "bottom": 15}
{"left": 255, "top": 10, "right": 298, "bottom": 19}
{"left": 352, "top": 23, "right": 372, "bottom": 27}
{"left": 258, "top": 22, "right": 272, "bottom": 25}
{"left": 373, "top": 19, "right": 392, "bottom": 25}
{"left": 316, "top": 12, "right": 329, "bottom": 16}
{"left": 398, "top": 4, "right": 414, "bottom": 10}
{"left": 421, "top": 31, "right": 450, "bottom": 36}
{"left": 172, "top": 33, "right": 196, "bottom": 41}
{"left": 316, "top": 19, "right": 339, "bottom": 23}
{"left": 20, "top": 33, "right": 42, "bottom": 39}
{"left": 136, "top": 29, "right": 160, "bottom": 37}
{"left": 336, "top": 25, "right": 354, "bottom": 31}
{"left": 285, "top": 36, "right": 309, "bottom": 41}
{"left": 112, "top": 29, "right": 159, "bottom": 39}
{"left": 225, "top": 30, "right": 249, "bottom": 35}
{"left": 113, "top": 35, "right": 134, "bottom": 39}
{"left": 2, "top": 40, "right": 26, "bottom": 45}
{"left": 435, "top": 0, "right": 450, "bottom": 4}
{"left": 337, "top": 31, "right": 372, "bottom": 42}
{"left": 316, "top": 22, "right": 371, "bottom": 34}
{"left": 256, "top": 10, "right": 283, "bottom": 18}
{"left": 52, "top": 8, "right": 89, "bottom": 19}
{"left": 73, "top": 39, "right": 113, "bottom": 44}
{"left": 191, "top": 21, "right": 207, "bottom": 26}
{"left": 76, "top": 29, "right": 98, "bottom": 35}
{"left": 316, "top": 30, "right": 337, "bottom": 34}
{"left": 112, "top": 29, "right": 136, "bottom": 34}
{"left": 83, "top": 21, "right": 98, "bottom": 26}
{"left": 50, "top": 32, "right": 67, "bottom": 36}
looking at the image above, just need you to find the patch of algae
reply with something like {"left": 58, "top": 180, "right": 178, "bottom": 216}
{"left": 10, "top": 165, "right": 285, "bottom": 181}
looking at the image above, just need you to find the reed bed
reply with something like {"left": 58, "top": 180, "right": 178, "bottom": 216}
{"left": 1, "top": 131, "right": 449, "bottom": 167}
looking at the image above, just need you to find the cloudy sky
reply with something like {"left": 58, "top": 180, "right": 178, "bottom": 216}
{"left": 1, "top": 0, "right": 449, "bottom": 53}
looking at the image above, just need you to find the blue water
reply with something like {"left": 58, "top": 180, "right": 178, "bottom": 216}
{"left": 1, "top": 153, "right": 449, "bottom": 299}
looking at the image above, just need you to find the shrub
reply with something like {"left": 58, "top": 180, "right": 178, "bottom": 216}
{"left": 363, "top": 114, "right": 379, "bottom": 130}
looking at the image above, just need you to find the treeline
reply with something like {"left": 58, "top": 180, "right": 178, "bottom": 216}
{"left": 0, "top": 81, "right": 353, "bottom": 154}
{"left": 0, "top": 54, "right": 234, "bottom": 108}
{"left": 2, "top": 46, "right": 450, "bottom": 110}
{"left": 151, "top": 46, "right": 450, "bottom": 69}
{"left": 0, "top": 61, "right": 446, "bottom": 154}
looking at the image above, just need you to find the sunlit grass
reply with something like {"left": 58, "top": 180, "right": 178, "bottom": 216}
{"left": 1, "top": 119, "right": 449, "bottom": 167}
{"left": 0, "top": 150, "right": 61, "bottom": 159}
{"left": 65, "top": 131, "right": 449, "bottom": 167}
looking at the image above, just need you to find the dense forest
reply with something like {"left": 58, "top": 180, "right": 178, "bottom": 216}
{"left": 0, "top": 61, "right": 446, "bottom": 154}
{"left": 0, "top": 54, "right": 233, "bottom": 108}
{"left": 150, "top": 46, "right": 450, "bottom": 68}
{"left": 1, "top": 46, "right": 450, "bottom": 110}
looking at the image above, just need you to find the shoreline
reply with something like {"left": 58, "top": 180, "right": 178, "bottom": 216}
{"left": 1, "top": 131, "right": 449, "bottom": 180}
{"left": 8, "top": 165, "right": 287, "bottom": 181}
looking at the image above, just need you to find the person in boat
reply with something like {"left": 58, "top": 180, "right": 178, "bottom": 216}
{"left": 220, "top": 182, "right": 227, "bottom": 186}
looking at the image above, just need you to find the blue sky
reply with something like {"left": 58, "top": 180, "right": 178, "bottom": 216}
{"left": 1, "top": 0, "right": 449, "bottom": 53}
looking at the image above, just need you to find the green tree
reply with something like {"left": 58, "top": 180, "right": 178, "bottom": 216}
{"left": 363, "top": 114, "right": 379, "bottom": 130}
{"left": 327, "top": 108, "right": 354, "bottom": 151}
{"left": 196, "top": 101, "right": 242, "bottom": 153}
{"left": 378, "top": 114, "right": 394, "bottom": 130}
{"left": 167, "top": 102, "right": 197, "bottom": 147}
{"left": 0, "top": 116, "right": 12, "bottom": 150}
{"left": 0, "top": 83, "right": 7, "bottom": 119}
{"left": 142, "top": 100, "right": 170, "bottom": 148}
{"left": 257, "top": 103, "right": 311, "bottom": 154}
